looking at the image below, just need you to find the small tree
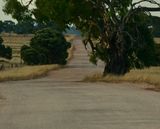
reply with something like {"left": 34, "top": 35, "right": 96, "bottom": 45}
{"left": 0, "top": 36, "right": 12, "bottom": 59}
{"left": 21, "top": 28, "right": 71, "bottom": 65}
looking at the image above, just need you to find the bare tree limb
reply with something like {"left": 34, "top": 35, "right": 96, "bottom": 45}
{"left": 26, "top": 0, "right": 34, "bottom": 6}
{"left": 133, "top": 0, "right": 160, "bottom": 7}
{"left": 20, "top": 0, "right": 34, "bottom": 7}
{"left": 136, "top": 7, "right": 160, "bottom": 12}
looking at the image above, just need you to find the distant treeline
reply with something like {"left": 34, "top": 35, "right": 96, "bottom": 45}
{"left": 0, "top": 20, "right": 60, "bottom": 34}
{"left": 0, "top": 19, "right": 81, "bottom": 35}
{"left": 0, "top": 16, "right": 159, "bottom": 36}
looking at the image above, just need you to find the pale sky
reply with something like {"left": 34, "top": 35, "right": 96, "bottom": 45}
{"left": 0, "top": 0, "right": 160, "bottom": 21}
{"left": 0, "top": 0, "right": 13, "bottom": 21}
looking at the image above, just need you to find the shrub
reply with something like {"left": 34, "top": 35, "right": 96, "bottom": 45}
{"left": 21, "top": 28, "right": 71, "bottom": 65}
{"left": 21, "top": 45, "right": 41, "bottom": 65}
{"left": 0, "top": 36, "right": 12, "bottom": 59}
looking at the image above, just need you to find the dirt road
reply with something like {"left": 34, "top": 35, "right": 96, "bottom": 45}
{"left": 0, "top": 39, "right": 160, "bottom": 129}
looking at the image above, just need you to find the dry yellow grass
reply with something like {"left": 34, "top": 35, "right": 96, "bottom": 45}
{"left": 2, "top": 34, "right": 33, "bottom": 63}
{"left": 154, "top": 38, "right": 160, "bottom": 44}
{"left": 84, "top": 67, "right": 160, "bottom": 88}
{"left": 0, "top": 65, "right": 60, "bottom": 82}
{"left": 67, "top": 45, "right": 75, "bottom": 61}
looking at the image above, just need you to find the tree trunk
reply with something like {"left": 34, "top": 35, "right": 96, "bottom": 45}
{"left": 103, "top": 53, "right": 128, "bottom": 76}
{"left": 103, "top": 36, "right": 129, "bottom": 76}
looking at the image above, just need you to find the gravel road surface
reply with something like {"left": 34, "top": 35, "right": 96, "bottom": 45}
{"left": 0, "top": 39, "right": 160, "bottom": 129}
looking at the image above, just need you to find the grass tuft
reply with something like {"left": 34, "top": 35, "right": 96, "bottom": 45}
{"left": 84, "top": 67, "right": 160, "bottom": 88}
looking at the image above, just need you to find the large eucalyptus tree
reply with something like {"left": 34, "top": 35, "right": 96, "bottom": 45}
{"left": 3, "top": 0, "right": 160, "bottom": 75}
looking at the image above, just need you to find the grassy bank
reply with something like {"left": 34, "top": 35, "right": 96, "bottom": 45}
{"left": 0, "top": 43, "right": 75, "bottom": 82}
{"left": 0, "top": 34, "right": 76, "bottom": 82}
{"left": 0, "top": 65, "right": 60, "bottom": 82}
{"left": 84, "top": 67, "right": 160, "bottom": 89}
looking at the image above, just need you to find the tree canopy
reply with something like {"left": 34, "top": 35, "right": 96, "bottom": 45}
{"left": 21, "top": 28, "right": 71, "bottom": 65}
{"left": 3, "top": 0, "right": 160, "bottom": 75}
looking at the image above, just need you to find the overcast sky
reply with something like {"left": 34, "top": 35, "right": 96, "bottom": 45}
{"left": 0, "top": 0, "right": 13, "bottom": 21}
{"left": 0, "top": 0, "right": 160, "bottom": 21}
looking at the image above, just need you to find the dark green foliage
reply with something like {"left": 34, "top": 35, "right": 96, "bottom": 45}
{"left": 0, "top": 19, "right": 63, "bottom": 34}
{"left": 4, "top": 0, "right": 160, "bottom": 75}
{"left": 147, "top": 16, "right": 160, "bottom": 37}
{"left": 125, "top": 14, "right": 157, "bottom": 68}
{"left": 0, "top": 21, "right": 4, "bottom": 33}
{"left": 0, "top": 36, "right": 12, "bottom": 59}
{"left": 155, "top": 44, "right": 160, "bottom": 65}
{"left": 3, "top": 0, "right": 29, "bottom": 21}
{"left": 14, "top": 17, "right": 35, "bottom": 34}
{"left": 3, "top": 20, "right": 15, "bottom": 33}
{"left": 21, "top": 45, "right": 41, "bottom": 65}
{"left": 0, "top": 20, "right": 15, "bottom": 33}
{"left": 21, "top": 28, "right": 71, "bottom": 65}
{"left": 88, "top": 12, "right": 157, "bottom": 75}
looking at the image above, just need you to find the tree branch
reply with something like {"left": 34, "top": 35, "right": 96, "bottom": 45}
{"left": 27, "top": 0, "right": 34, "bottom": 6}
{"left": 133, "top": 0, "right": 160, "bottom": 7}
{"left": 122, "top": 6, "right": 160, "bottom": 25}
{"left": 136, "top": 7, "right": 160, "bottom": 12}
{"left": 20, "top": 0, "right": 34, "bottom": 7}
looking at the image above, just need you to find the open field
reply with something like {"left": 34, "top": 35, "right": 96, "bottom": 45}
{"left": 1, "top": 34, "right": 33, "bottom": 64}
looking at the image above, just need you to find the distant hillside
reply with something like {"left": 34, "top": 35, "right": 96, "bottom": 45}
{"left": 65, "top": 27, "right": 81, "bottom": 36}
